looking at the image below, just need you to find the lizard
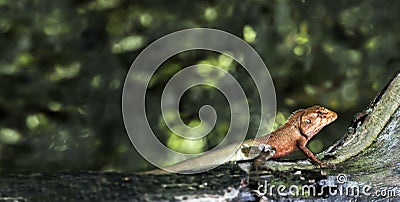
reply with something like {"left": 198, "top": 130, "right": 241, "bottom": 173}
{"left": 140, "top": 105, "right": 338, "bottom": 174}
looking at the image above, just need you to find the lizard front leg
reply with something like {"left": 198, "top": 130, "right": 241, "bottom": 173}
{"left": 297, "top": 139, "right": 332, "bottom": 168}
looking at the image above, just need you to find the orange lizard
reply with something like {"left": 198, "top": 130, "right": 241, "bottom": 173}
{"left": 141, "top": 105, "right": 337, "bottom": 174}
{"left": 249, "top": 105, "right": 337, "bottom": 167}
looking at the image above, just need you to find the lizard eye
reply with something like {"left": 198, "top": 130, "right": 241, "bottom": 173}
{"left": 305, "top": 119, "right": 311, "bottom": 124}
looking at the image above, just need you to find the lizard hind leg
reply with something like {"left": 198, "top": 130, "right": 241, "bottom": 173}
{"left": 237, "top": 144, "right": 276, "bottom": 173}
{"left": 253, "top": 145, "right": 276, "bottom": 170}
{"left": 258, "top": 144, "right": 276, "bottom": 158}
{"left": 236, "top": 143, "right": 276, "bottom": 163}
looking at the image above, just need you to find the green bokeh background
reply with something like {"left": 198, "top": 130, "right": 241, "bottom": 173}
{"left": 0, "top": 0, "right": 398, "bottom": 172}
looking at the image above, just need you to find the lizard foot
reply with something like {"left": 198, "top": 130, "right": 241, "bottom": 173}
{"left": 319, "top": 162, "right": 336, "bottom": 170}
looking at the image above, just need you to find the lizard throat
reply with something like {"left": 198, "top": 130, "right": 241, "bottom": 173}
{"left": 299, "top": 129, "right": 309, "bottom": 140}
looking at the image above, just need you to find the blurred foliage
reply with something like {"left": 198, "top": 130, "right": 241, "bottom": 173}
{"left": 0, "top": 0, "right": 398, "bottom": 172}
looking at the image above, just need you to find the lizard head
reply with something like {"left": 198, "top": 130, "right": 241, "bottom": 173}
{"left": 299, "top": 105, "right": 338, "bottom": 139}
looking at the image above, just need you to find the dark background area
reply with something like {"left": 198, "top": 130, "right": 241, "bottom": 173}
{"left": 0, "top": 0, "right": 398, "bottom": 172}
